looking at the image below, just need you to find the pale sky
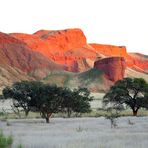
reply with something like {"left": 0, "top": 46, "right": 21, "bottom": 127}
{"left": 0, "top": 0, "right": 147, "bottom": 54}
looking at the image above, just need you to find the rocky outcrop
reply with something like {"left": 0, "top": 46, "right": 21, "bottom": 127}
{"left": 90, "top": 43, "right": 148, "bottom": 73}
{"left": 0, "top": 32, "right": 66, "bottom": 79}
{"left": 90, "top": 43, "right": 127, "bottom": 57}
{"left": 0, "top": 28, "right": 147, "bottom": 92}
{"left": 10, "top": 29, "right": 87, "bottom": 55}
{"left": 10, "top": 29, "right": 148, "bottom": 74}
{"left": 128, "top": 53, "right": 148, "bottom": 73}
{"left": 94, "top": 57, "right": 126, "bottom": 81}
{"left": 10, "top": 29, "right": 100, "bottom": 72}
{"left": 34, "top": 29, "right": 87, "bottom": 50}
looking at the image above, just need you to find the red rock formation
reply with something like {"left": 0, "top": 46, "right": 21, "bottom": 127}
{"left": 10, "top": 29, "right": 87, "bottom": 55}
{"left": 0, "top": 28, "right": 147, "bottom": 91}
{"left": 128, "top": 53, "right": 148, "bottom": 73}
{"left": 34, "top": 29, "right": 87, "bottom": 50}
{"left": 0, "top": 32, "right": 66, "bottom": 78}
{"left": 10, "top": 29, "right": 100, "bottom": 72}
{"left": 90, "top": 43, "right": 127, "bottom": 57}
{"left": 10, "top": 29, "right": 147, "bottom": 73}
{"left": 90, "top": 43, "right": 148, "bottom": 72}
{"left": 90, "top": 43, "right": 131, "bottom": 66}
{"left": 94, "top": 57, "right": 126, "bottom": 81}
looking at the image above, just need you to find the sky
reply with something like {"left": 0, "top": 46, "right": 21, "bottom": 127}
{"left": 0, "top": 0, "right": 147, "bottom": 54}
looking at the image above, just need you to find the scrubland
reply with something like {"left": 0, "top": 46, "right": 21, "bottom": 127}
{"left": 1, "top": 117, "right": 148, "bottom": 148}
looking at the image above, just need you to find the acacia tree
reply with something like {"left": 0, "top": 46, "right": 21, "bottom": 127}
{"left": 2, "top": 81, "right": 43, "bottom": 117}
{"left": 60, "top": 87, "right": 74, "bottom": 117}
{"left": 61, "top": 87, "right": 93, "bottom": 117}
{"left": 2, "top": 81, "right": 93, "bottom": 123}
{"left": 35, "top": 84, "right": 64, "bottom": 123}
{"left": 103, "top": 78, "right": 148, "bottom": 116}
{"left": 72, "top": 88, "right": 93, "bottom": 116}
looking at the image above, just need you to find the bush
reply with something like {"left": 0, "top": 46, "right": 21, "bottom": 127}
{"left": 0, "top": 130, "right": 13, "bottom": 148}
{"left": 105, "top": 107, "right": 121, "bottom": 128}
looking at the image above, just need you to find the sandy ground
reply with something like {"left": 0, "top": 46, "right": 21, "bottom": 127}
{"left": 1, "top": 117, "right": 148, "bottom": 148}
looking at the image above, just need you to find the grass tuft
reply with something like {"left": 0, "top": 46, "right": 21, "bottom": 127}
{"left": 0, "top": 130, "right": 13, "bottom": 148}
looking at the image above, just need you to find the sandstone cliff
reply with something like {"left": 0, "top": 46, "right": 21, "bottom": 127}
{"left": 94, "top": 57, "right": 126, "bottom": 81}
{"left": 0, "top": 32, "right": 66, "bottom": 79}
{"left": 0, "top": 28, "right": 147, "bottom": 92}
{"left": 90, "top": 43, "right": 148, "bottom": 73}
{"left": 10, "top": 29, "right": 99, "bottom": 72}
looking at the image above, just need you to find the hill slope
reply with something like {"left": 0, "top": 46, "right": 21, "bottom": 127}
{"left": 0, "top": 32, "right": 66, "bottom": 81}
{"left": 0, "top": 28, "right": 147, "bottom": 92}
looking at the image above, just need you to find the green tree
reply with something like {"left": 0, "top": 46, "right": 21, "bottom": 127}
{"left": 2, "top": 81, "right": 93, "bottom": 123}
{"left": 35, "top": 84, "right": 64, "bottom": 123}
{"left": 2, "top": 81, "right": 44, "bottom": 117}
{"left": 60, "top": 87, "right": 74, "bottom": 117}
{"left": 103, "top": 78, "right": 148, "bottom": 116}
{"left": 72, "top": 88, "right": 93, "bottom": 116}
{"left": 61, "top": 87, "right": 93, "bottom": 117}
{"left": 2, "top": 81, "right": 65, "bottom": 123}
{"left": 2, "top": 81, "right": 66, "bottom": 123}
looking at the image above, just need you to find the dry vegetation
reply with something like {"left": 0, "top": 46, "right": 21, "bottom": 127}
{"left": 0, "top": 117, "right": 148, "bottom": 148}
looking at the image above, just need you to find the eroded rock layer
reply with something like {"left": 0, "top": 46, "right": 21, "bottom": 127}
{"left": 94, "top": 57, "right": 126, "bottom": 81}
{"left": 0, "top": 32, "right": 66, "bottom": 79}
{"left": 0, "top": 28, "right": 147, "bottom": 91}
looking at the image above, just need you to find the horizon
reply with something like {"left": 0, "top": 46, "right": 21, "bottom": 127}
{"left": 0, "top": 0, "right": 147, "bottom": 55}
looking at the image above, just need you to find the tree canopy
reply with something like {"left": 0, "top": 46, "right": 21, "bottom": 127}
{"left": 34, "top": 84, "right": 64, "bottom": 123}
{"left": 61, "top": 87, "right": 93, "bottom": 117}
{"left": 2, "top": 81, "right": 93, "bottom": 123}
{"left": 103, "top": 78, "right": 148, "bottom": 116}
{"left": 2, "top": 81, "right": 44, "bottom": 116}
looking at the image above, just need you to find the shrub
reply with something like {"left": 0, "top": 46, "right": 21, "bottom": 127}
{"left": 105, "top": 106, "right": 121, "bottom": 128}
{"left": 0, "top": 130, "right": 13, "bottom": 148}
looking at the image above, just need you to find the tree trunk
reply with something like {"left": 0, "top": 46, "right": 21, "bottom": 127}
{"left": 45, "top": 117, "right": 49, "bottom": 123}
{"left": 25, "top": 110, "right": 29, "bottom": 118}
{"left": 132, "top": 108, "right": 139, "bottom": 116}
{"left": 45, "top": 113, "right": 52, "bottom": 123}
{"left": 133, "top": 110, "right": 138, "bottom": 116}
{"left": 67, "top": 108, "right": 71, "bottom": 118}
{"left": 68, "top": 112, "right": 71, "bottom": 118}
{"left": 48, "top": 113, "right": 52, "bottom": 119}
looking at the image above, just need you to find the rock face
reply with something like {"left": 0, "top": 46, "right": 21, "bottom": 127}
{"left": 34, "top": 29, "right": 87, "bottom": 51}
{"left": 90, "top": 43, "right": 127, "bottom": 57}
{"left": 94, "top": 57, "right": 126, "bottom": 81}
{"left": 11, "top": 29, "right": 87, "bottom": 54}
{"left": 10, "top": 29, "right": 99, "bottom": 72}
{"left": 0, "top": 28, "right": 147, "bottom": 91}
{"left": 11, "top": 29, "right": 147, "bottom": 74}
{"left": 90, "top": 43, "right": 148, "bottom": 73}
{"left": 0, "top": 32, "right": 66, "bottom": 79}
{"left": 128, "top": 53, "right": 148, "bottom": 73}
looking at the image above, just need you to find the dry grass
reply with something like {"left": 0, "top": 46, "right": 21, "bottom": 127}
{"left": 1, "top": 117, "right": 148, "bottom": 148}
